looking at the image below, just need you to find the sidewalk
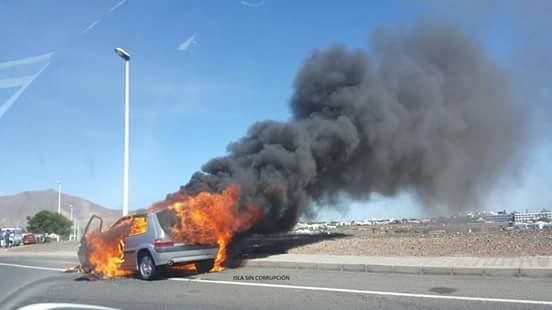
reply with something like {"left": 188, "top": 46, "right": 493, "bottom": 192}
{"left": 243, "top": 254, "right": 552, "bottom": 277}
{"left": 0, "top": 249, "right": 76, "bottom": 258}
{"left": 3, "top": 248, "right": 552, "bottom": 278}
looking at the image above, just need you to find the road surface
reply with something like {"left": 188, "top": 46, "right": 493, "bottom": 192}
{"left": 1, "top": 255, "right": 552, "bottom": 309}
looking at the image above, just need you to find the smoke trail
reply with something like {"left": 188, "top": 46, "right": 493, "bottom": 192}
{"left": 177, "top": 35, "right": 196, "bottom": 52}
{"left": 240, "top": 0, "right": 264, "bottom": 8}
{"left": 0, "top": 1, "right": 128, "bottom": 121}
{"left": 178, "top": 23, "right": 526, "bottom": 233}
{"left": 0, "top": 53, "right": 53, "bottom": 69}
{"left": 82, "top": 0, "right": 128, "bottom": 34}
{"left": 0, "top": 55, "right": 51, "bottom": 120}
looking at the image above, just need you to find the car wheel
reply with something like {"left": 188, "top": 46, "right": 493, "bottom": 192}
{"left": 138, "top": 252, "right": 158, "bottom": 280}
{"left": 194, "top": 259, "right": 215, "bottom": 273}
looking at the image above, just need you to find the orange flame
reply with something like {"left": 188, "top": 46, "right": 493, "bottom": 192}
{"left": 159, "top": 185, "right": 262, "bottom": 272}
{"left": 129, "top": 216, "right": 147, "bottom": 236}
{"left": 81, "top": 185, "right": 261, "bottom": 278}
{"left": 170, "top": 263, "right": 197, "bottom": 273}
{"left": 83, "top": 219, "right": 134, "bottom": 279}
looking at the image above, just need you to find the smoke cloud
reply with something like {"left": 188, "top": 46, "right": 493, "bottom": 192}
{"left": 177, "top": 23, "right": 526, "bottom": 233}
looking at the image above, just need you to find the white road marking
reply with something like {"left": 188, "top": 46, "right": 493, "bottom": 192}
{"left": 17, "top": 303, "right": 119, "bottom": 310}
{"left": 0, "top": 262, "right": 65, "bottom": 272}
{"left": 169, "top": 277, "right": 552, "bottom": 306}
{"left": 2, "top": 261, "right": 551, "bottom": 306}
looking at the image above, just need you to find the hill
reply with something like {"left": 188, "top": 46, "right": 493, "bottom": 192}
{"left": 0, "top": 190, "right": 120, "bottom": 230}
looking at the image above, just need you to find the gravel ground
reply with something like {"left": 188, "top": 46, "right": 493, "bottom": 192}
{"left": 5, "top": 225, "right": 552, "bottom": 257}
{"left": 288, "top": 225, "right": 552, "bottom": 257}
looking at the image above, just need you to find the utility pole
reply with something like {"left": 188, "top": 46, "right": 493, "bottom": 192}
{"left": 69, "top": 204, "right": 73, "bottom": 240}
{"left": 57, "top": 181, "right": 62, "bottom": 214}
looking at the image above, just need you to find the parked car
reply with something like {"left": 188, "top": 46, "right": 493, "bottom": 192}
{"left": 33, "top": 234, "right": 47, "bottom": 243}
{"left": 79, "top": 210, "right": 219, "bottom": 280}
{"left": 22, "top": 233, "right": 36, "bottom": 245}
{"left": 1, "top": 227, "right": 23, "bottom": 247}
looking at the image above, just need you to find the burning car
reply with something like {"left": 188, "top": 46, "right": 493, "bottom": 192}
{"left": 78, "top": 209, "right": 219, "bottom": 280}
{"left": 76, "top": 186, "right": 262, "bottom": 280}
{"left": 77, "top": 186, "right": 263, "bottom": 280}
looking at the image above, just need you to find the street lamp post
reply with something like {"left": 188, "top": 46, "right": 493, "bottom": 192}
{"left": 114, "top": 47, "right": 131, "bottom": 217}
{"left": 69, "top": 204, "right": 73, "bottom": 240}
{"left": 56, "top": 181, "right": 62, "bottom": 214}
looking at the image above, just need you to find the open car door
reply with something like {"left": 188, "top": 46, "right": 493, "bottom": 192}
{"left": 78, "top": 215, "right": 104, "bottom": 272}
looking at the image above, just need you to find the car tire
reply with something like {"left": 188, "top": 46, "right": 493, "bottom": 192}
{"left": 194, "top": 259, "right": 215, "bottom": 274}
{"left": 138, "top": 252, "right": 159, "bottom": 280}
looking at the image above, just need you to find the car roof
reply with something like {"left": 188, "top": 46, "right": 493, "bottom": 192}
{"left": 129, "top": 208, "right": 148, "bottom": 216}
{"left": 113, "top": 212, "right": 148, "bottom": 223}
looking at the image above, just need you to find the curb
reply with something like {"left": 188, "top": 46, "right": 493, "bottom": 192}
{"left": 0, "top": 252, "right": 77, "bottom": 258}
{"left": 4, "top": 252, "right": 552, "bottom": 278}
{"left": 242, "top": 260, "right": 552, "bottom": 278}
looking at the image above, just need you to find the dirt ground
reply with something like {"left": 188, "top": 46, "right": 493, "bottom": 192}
{"left": 5, "top": 223, "right": 552, "bottom": 257}
{"left": 287, "top": 223, "right": 552, "bottom": 257}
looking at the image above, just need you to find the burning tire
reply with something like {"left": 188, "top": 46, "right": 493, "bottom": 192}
{"left": 138, "top": 252, "right": 159, "bottom": 280}
{"left": 194, "top": 259, "right": 215, "bottom": 273}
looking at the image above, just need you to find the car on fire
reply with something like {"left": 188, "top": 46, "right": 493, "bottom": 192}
{"left": 78, "top": 209, "right": 219, "bottom": 280}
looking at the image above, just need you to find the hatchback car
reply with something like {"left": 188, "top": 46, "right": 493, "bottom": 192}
{"left": 22, "top": 233, "right": 36, "bottom": 245}
{"left": 79, "top": 210, "right": 219, "bottom": 280}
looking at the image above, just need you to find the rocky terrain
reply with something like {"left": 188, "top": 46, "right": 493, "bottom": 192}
{"left": 288, "top": 223, "right": 552, "bottom": 257}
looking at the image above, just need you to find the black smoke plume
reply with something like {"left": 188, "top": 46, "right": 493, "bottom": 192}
{"left": 178, "top": 23, "right": 526, "bottom": 233}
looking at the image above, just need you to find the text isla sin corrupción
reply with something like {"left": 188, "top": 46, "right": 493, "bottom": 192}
{"left": 233, "top": 275, "right": 291, "bottom": 281}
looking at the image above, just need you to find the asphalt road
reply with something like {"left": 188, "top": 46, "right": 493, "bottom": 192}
{"left": 1, "top": 256, "right": 552, "bottom": 310}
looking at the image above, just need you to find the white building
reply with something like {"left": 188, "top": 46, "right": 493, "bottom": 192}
{"left": 513, "top": 210, "right": 552, "bottom": 223}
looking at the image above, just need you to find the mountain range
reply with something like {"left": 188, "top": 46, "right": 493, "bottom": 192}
{"left": 0, "top": 190, "right": 121, "bottom": 230}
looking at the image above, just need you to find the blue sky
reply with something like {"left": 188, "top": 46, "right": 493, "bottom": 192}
{"left": 0, "top": 0, "right": 550, "bottom": 220}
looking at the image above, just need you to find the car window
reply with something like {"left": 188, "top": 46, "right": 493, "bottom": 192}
{"left": 155, "top": 209, "right": 178, "bottom": 236}
{"left": 110, "top": 216, "right": 131, "bottom": 229}
{"left": 129, "top": 216, "right": 148, "bottom": 236}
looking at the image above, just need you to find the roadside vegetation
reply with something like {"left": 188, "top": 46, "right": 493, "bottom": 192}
{"left": 26, "top": 210, "right": 72, "bottom": 238}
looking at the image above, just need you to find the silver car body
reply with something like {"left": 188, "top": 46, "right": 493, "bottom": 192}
{"left": 81, "top": 212, "right": 218, "bottom": 272}
{"left": 121, "top": 213, "right": 218, "bottom": 270}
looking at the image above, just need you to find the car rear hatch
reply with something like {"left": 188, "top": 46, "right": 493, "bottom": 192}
{"left": 152, "top": 209, "right": 218, "bottom": 263}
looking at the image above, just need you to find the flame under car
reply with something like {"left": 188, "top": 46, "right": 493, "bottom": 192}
{"left": 78, "top": 210, "right": 218, "bottom": 280}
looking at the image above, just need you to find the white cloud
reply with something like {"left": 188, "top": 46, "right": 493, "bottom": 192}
{"left": 241, "top": 0, "right": 264, "bottom": 8}
{"left": 109, "top": 0, "right": 128, "bottom": 12}
{"left": 0, "top": 54, "right": 52, "bottom": 120}
{"left": 83, "top": 20, "right": 100, "bottom": 33}
{"left": 81, "top": 0, "right": 128, "bottom": 34}
{"left": 177, "top": 34, "right": 196, "bottom": 52}
{"left": 0, "top": 0, "right": 128, "bottom": 120}
{"left": 0, "top": 75, "right": 36, "bottom": 89}
{"left": 0, "top": 53, "right": 53, "bottom": 69}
